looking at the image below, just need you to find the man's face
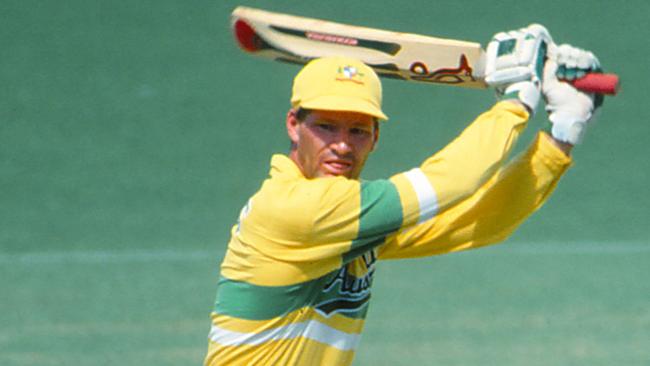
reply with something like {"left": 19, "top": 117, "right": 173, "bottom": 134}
{"left": 287, "top": 109, "right": 379, "bottom": 179}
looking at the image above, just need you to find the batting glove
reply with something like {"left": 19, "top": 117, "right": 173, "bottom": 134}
{"left": 543, "top": 44, "right": 603, "bottom": 145}
{"left": 485, "top": 24, "right": 552, "bottom": 115}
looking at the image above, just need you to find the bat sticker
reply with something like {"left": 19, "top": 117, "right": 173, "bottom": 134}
{"left": 409, "top": 55, "right": 475, "bottom": 84}
{"left": 270, "top": 25, "right": 403, "bottom": 55}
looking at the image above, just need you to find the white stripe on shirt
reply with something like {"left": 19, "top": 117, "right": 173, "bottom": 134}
{"left": 404, "top": 168, "right": 439, "bottom": 223}
{"left": 208, "top": 320, "right": 361, "bottom": 351}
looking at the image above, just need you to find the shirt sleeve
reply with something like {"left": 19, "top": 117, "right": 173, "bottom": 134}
{"left": 388, "top": 101, "right": 529, "bottom": 229}
{"left": 377, "top": 132, "right": 572, "bottom": 259}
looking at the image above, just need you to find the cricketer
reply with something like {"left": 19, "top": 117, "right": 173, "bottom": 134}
{"left": 204, "top": 24, "right": 605, "bottom": 365}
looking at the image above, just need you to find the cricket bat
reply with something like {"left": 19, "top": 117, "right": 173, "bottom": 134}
{"left": 231, "top": 6, "right": 619, "bottom": 95}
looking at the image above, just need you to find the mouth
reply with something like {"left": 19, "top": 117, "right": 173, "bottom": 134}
{"left": 323, "top": 159, "right": 354, "bottom": 176}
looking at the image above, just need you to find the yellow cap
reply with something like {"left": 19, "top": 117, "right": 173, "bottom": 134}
{"left": 290, "top": 57, "right": 388, "bottom": 120}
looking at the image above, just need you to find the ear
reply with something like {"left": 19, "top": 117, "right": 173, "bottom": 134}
{"left": 370, "top": 122, "right": 380, "bottom": 151}
{"left": 286, "top": 109, "right": 300, "bottom": 145}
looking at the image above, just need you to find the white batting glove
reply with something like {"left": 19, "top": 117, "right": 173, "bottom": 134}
{"left": 485, "top": 24, "right": 552, "bottom": 115}
{"left": 543, "top": 44, "right": 603, "bottom": 145}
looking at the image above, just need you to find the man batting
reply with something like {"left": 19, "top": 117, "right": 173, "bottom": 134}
{"left": 204, "top": 24, "right": 604, "bottom": 365}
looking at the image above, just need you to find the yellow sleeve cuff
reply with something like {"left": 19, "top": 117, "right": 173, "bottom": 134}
{"left": 536, "top": 131, "right": 573, "bottom": 168}
{"left": 492, "top": 100, "right": 530, "bottom": 120}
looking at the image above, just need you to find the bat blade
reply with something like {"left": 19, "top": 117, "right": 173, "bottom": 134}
{"left": 231, "top": 6, "right": 619, "bottom": 95}
{"left": 231, "top": 6, "right": 487, "bottom": 89}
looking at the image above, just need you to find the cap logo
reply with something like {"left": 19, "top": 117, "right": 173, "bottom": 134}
{"left": 336, "top": 65, "right": 365, "bottom": 85}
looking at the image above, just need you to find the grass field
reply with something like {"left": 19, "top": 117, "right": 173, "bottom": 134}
{"left": 2, "top": 0, "right": 649, "bottom": 365}
{"left": 2, "top": 243, "right": 649, "bottom": 365}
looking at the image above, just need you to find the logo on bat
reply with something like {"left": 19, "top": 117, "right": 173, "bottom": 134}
{"left": 306, "top": 31, "right": 358, "bottom": 46}
{"left": 409, "top": 55, "right": 475, "bottom": 84}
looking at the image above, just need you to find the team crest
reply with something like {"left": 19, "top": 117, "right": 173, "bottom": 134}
{"left": 336, "top": 65, "right": 365, "bottom": 84}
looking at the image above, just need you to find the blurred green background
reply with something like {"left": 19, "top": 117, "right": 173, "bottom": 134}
{"left": 1, "top": 0, "right": 648, "bottom": 365}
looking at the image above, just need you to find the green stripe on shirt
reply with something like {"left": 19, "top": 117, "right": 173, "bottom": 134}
{"left": 215, "top": 272, "right": 373, "bottom": 320}
{"left": 214, "top": 275, "right": 330, "bottom": 320}
{"left": 343, "top": 180, "right": 403, "bottom": 263}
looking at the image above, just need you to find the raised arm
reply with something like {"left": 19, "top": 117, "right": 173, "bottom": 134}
{"left": 379, "top": 132, "right": 571, "bottom": 259}
{"left": 379, "top": 42, "right": 605, "bottom": 259}
{"left": 389, "top": 101, "right": 529, "bottom": 228}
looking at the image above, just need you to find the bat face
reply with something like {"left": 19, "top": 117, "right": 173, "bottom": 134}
{"left": 232, "top": 7, "right": 618, "bottom": 95}
{"left": 232, "top": 7, "right": 487, "bottom": 89}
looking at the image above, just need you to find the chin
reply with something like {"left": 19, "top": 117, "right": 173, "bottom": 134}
{"left": 334, "top": 171, "right": 359, "bottom": 179}
{"left": 319, "top": 170, "right": 353, "bottom": 179}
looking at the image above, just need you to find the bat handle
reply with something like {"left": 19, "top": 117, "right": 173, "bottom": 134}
{"left": 570, "top": 73, "right": 620, "bottom": 95}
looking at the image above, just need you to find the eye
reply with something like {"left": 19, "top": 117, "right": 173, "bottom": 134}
{"left": 350, "top": 127, "right": 371, "bottom": 137}
{"left": 316, "top": 122, "right": 336, "bottom": 132}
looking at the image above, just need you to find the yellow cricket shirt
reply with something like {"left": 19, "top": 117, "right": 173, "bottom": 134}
{"left": 204, "top": 102, "right": 572, "bottom": 365}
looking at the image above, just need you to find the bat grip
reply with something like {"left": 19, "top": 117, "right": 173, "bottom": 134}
{"left": 569, "top": 73, "right": 620, "bottom": 95}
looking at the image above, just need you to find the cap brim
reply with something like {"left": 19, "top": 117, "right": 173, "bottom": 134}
{"left": 298, "top": 95, "right": 388, "bottom": 121}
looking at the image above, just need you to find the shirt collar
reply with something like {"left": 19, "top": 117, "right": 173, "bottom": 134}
{"left": 269, "top": 154, "right": 305, "bottom": 179}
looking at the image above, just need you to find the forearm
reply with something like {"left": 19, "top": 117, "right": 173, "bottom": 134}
{"left": 379, "top": 132, "right": 572, "bottom": 259}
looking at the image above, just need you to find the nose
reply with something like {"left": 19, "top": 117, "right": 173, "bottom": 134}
{"left": 331, "top": 131, "right": 353, "bottom": 155}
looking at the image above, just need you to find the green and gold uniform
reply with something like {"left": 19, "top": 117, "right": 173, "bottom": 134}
{"left": 204, "top": 102, "right": 572, "bottom": 365}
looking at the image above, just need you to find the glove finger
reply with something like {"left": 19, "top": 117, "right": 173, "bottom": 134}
{"left": 577, "top": 51, "right": 594, "bottom": 70}
{"left": 577, "top": 50, "right": 600, "bottom": 70}
{"left": 556, "top": 64, "right": 568, "bottom": 79}
{"left": 563, "top": 67, "right": 579, "bottom": 80}
{"left": 518, "top": 36, "right": 538, "bottom": 65}
{"left": 555, "top": 44, "right": 571, "bottom": 64}
{"left": 565, "top": 47, "right": 580, "bottom": 69}
{"left": 543, "top": 58, "right": 560, "bottom": 85}
{"left": 491, "top": 32, "right": 511, "bottom": 42}
{"left": 525, "top": 23, "right": 553, "bottom": 43}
